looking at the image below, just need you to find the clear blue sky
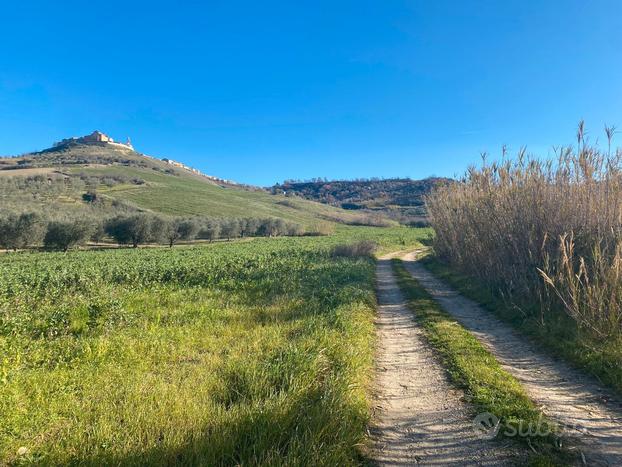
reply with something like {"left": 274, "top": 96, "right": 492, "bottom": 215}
{"left": 1, "top": 1, "right": 621, "bottom": 186}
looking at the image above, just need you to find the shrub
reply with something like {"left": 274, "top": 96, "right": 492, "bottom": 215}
{"left": 331, "top": 240, "right": 377, "bottom": 258}
{"left": 82, "top": 191, "right": 98, "bottom": 203}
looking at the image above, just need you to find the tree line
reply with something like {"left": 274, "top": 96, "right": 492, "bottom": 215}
{"left": 0, "top": 212, "right": 306, "bottom": 252}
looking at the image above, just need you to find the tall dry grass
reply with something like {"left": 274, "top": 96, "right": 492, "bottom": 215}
{"left": 427, "top": 123, "right": 622, "bottom": 339}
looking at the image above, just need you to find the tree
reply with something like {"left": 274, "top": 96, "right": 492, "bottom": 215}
{"left": 149, "top": 216, "right": 169, "bottom": 245}
{"left": 91, "top": 220, "right": 106, "bottom": 243}
{"left": 18, "top": 212, "right": 47, "bottom": 249}
{"left": 105, "top": 214, "right": 153, "bottom": 248}
{"left": 176, "top": 219, "right": 200, "bottom": 242}
{"left": 286, "top": 222, "right": 303, "bottom": 236}
{"left": 258, "top": 218, "right": 286, "bottom": 237}
{"left": 163, "top": 218, "right": 200, "bottom": 247}
{"left": 200, "top": 218, "right": 221, "bottom": 242}
{"left": 0, "top": 216, "right": 14, "bottom": 250}
{"left": 0, "top": 214, "right": 17, "bottom": 250}
{"left": 241, "top": 218, "right": 260, "bottom": 237}
{"left": 0, "top": 212, "right": 46, "bottom": 251}
{"left": 44, "top": 219, "right": 92, "bottom": 251}
{"left": 220, "top": 219, "right": 241, "bottom": 241}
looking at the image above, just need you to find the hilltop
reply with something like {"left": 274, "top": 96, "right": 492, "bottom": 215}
{"left": 0, "top": 132, "right": 374, "bottom": 226}
{"left": 271, "top": 177, "right": 453, "bottom": 224}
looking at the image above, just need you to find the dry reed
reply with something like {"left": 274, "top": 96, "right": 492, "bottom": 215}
{"left": 427, "top": 122, "right": 622, "bottom": 338}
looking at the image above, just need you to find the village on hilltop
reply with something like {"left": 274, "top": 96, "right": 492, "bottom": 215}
{"left": 53, "top": 130, "right": 238, "bottom": 186}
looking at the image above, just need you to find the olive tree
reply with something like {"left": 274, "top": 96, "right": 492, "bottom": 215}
{"left": 0, "top": 212, "right": 46, "bottom": 251}
{"left": 105, "top": 214, "right": 153, "bottom": 248}
{"left": 44, "top": 219, "right": 92, "bottom": 251}
{"left": 163, "top": 218, "right": 200, "bottom": 247}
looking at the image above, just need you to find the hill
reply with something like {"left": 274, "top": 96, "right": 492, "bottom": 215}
{"left": 0, "top": 133, "right": 374, "bottom": 227}
{"left": 270, "top": 177, "right": 453, "bottom": 224}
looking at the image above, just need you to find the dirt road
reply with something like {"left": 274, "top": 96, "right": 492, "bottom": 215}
{"left": 370, "top": 255, "right": 519, "bottom": 466}
{"left": 402, "top": 252, "right": 622, "bottom": 466}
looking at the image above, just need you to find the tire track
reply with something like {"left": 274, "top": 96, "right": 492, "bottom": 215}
{"left": 370, "top": 255, "right": 519, "bottom": 466}
{"left": 402, "top": 252, "right": 622, "bottom": 466}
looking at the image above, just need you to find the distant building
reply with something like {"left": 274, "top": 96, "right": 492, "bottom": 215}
{"left": 162, "top": 158, "right": 185, "bottom": 168}
{"left": 82, "top": 130, "right": 113, "bottom": 143}
{"left": 161, "top": 157, "right": 238, "bottom": 184}
{"left": 54, "top": 130, "right": 134, "bottom": 149}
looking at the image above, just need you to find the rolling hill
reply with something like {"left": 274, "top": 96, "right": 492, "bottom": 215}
{"left": 0, "top": 134, "right": 374, "bottom": 227}
{"left": 270, "top": 177, "right": 453, "bottom": 224}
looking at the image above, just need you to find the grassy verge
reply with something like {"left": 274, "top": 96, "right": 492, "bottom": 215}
{"left": 392, "top": 259, "right": 571, "bottom": 465}
{"left": 421, "top": 255, "right": 622, "bottom": 397}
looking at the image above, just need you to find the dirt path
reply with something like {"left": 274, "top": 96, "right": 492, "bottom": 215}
{"left": 402, "top": 252, "right": 622, "bottom": 466}
{"left": 370, "top": 255, "right": 519, "bottom": 466}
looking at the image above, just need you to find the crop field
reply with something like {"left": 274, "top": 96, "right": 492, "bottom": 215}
{"left": 0, "top": 227, "right": 427, "bottom": 465}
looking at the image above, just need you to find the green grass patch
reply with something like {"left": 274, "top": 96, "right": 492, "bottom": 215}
{"left": 0, "top": 228, "right": 426, "bottom": 465}
{"left": 421, "top": 255, "right": 622, "bottom": 398}
{"left": 392, "top": 260, "right": 571, "bottom": 465}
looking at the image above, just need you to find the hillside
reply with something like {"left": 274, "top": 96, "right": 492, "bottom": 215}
{"left": 271, "top": 177, "right": 453, "bottom": 224}
{"left": 0, "top": 135, "right": 371, "bottom": 227}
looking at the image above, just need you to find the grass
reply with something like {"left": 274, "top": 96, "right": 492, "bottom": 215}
{"left": 0, "top": 227, "right": 426, "bottom": 465}
{"left": 334, "top": 225, "right": 433, "bottom": 256}
{"left": 421, "top": 254, "right": 622, "bottom": 397}
{"left": 391, "top": 259, "right": 570, "bottom": 465}
{"left": 75, "top": 166, "right": 367, "bottom": 226}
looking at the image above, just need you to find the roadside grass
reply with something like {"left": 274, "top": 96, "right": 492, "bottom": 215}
{"left": 392, "top": 259, "right": 572, "bottom": 465}
{"left": 421, "top": 255, "right": 622, "bottom": 397}
{"left": 0, "top": 227, "right": 425, "bottom": 465}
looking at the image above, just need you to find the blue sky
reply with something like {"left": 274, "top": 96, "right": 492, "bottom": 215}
{"left": 1, "top": 1, "right": 621, "bottom": 186}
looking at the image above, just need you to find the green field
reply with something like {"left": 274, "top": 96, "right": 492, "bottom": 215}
{"left": 71, "top": 166, "right": 367, "bottom": 225}
{"left": 0, "top": 227, "right": 427, "bottom": 465}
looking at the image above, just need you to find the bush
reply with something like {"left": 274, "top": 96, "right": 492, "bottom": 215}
{"left": 331, "top": 240, "right": 377, "bottom": 258}
{"left": 82, "top": 191, "right": 98, "bottom": 203}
